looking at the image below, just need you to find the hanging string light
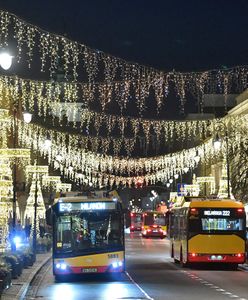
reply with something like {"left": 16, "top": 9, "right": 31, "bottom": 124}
{"left": 0, "top": 10, "right": 247, "bottom": 115}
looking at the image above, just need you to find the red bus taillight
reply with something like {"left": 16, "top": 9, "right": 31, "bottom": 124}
{"left": 237, "top": 208, "right": 244, "bottom": 213}
{"left": 190, "top": 208, "right": 198, "bottom": 215}
{"left": 131, "top": 213, "right": 134, "bottom": 217}
{"left": 235, "top": 253, "right": 244, "bottom": 257}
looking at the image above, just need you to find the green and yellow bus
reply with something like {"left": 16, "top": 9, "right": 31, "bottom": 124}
{"left": 48, "top": 191, "right": 125, "bottom": 280}
{"left": 168, "top": 197, "right": 246, "bottom": 269}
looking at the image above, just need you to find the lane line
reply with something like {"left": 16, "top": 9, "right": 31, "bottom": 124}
{"left": 125, "top": 271, "right": 154, "bottom": 300}
{"left": 183, "top": 269, "right": 247, "bottom": 300}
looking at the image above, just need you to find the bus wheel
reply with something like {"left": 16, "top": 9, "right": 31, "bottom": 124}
{"left": 55, "top": 275, "right": 64, "bottom": 282}
{"left": 180, "top": 249, "right": 187, "bottom": 268}
{"left": 171, "top": 245, "right": 174, "bottom": 258}
{"left": 229, "top": 263, "right": 238, "bottom": 270}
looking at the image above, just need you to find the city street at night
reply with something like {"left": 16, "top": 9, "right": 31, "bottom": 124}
{"left": 1, "top": 2, "right": 248, "bottom": 300}
{"left": 23, "top": 233, "right": 248, "bottom": 300}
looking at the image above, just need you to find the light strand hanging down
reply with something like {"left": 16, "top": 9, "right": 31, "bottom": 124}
{"left": 0, "top": 10, "right": 248, "bottom": 115}
{"left": 16, "top": 113, "right": 248, "bottom": 187}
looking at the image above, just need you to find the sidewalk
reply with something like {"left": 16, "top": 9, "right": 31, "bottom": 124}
{"left": 1, "top": 252, "right": 51, "bottom": 300}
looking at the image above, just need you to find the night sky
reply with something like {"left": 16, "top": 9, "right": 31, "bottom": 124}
{"left": 1, "top": 0, "right": 248, "bottom": 73}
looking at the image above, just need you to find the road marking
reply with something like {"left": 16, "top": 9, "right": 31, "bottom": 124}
{"left": 181, "top": 269, "right": 247, "bottom": 300}
{"left": 125, "top": 271, "right": 154, "bottom": 300}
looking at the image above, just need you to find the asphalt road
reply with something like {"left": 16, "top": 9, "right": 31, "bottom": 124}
{"left": 27, "top": 233, "right": 248, "bottom": 300}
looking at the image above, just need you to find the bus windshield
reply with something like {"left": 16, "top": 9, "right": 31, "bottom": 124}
{"left": 55, "top": 211, "right": 123, "bottom": 255}
{"left": 144, "top": 213, "right": 166, "bottom": 226}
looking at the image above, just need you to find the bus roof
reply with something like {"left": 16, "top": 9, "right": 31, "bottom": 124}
{"left": 54, "top": 190, "right": 121, "bottom": 204}
{"left": 172, "top": 197, "right": 244, "bottom": 209}
{"left": 55, "top": 197, "right": 119, "bottom": 203}
{"left": 143, "top": 211, "right": 166, "bottom": 215}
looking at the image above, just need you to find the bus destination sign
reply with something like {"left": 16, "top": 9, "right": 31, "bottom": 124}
{"left": 59, "top": 202, "right": 116, "bottom": 212}
{"left": 203, "top": 210, "right": 231, "bottom": 217}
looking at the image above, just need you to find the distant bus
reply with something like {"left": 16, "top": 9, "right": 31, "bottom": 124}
{"left": 47, "top": 192, "right": 125, "bottom": 280}
{"left": 168, "top": 197, "right": 246, "bottom": 269}
{"left": 142, "top": 211, "right": 167, "bottom": 238}
{"left": 130, "top": 212, "right": 143, "bottom": 232}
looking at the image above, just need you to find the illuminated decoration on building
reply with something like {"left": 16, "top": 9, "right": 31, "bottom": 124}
{"left": 217, "top": 161, "right": 233, "bottom": 199}
{"left": 0, "top": 10, "right": 248, "bottom": 115}
{"left": 25, "top": 175, "right": 46, "bottom": 239}
{"left": 0, "top": 148, "right": 30, "bottom": 160}
{"left": 0, "top": 161, "right": 13, "bottom": 250}
{"left": 0, "top": 109, "right": 11, "bottom": 148}
{"left": 183, "top": 184, "right": 200, "bottom": 197}
{"left": 56, "top": 183, "right": 72, "bottom": 192}
{"left": 196, "top": 176, "right": 216, "bottom": 195}
{"left": 26, "top": 165, "right": 49, "bottom": 176}
{"left": 42, "top": 175, "right": 61, "bottom": 188}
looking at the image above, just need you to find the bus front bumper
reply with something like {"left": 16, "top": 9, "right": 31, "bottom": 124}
{"left": 54, "top": 262, "right": 124, "bottom": 275}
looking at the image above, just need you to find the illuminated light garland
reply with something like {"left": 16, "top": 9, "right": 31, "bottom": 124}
{"left": 42, "top": 175, "right": 61, "bottom": 188}
{"left": 0, "top": 148, "right": 30, "bottom": 158}
{"left": 56, "top": 183, "right": 72, "bottom": 192}
{"left": 0, "top": 10, "right": 248, "bottom": 115}
{"left": 18, "top": 119, "right": 221, "bottom": 184}
{"left": 0, "top": 72, "right": 242, "bottom": 154}
{"left": 26, "top": 165, "right": 49, "bottom": 174}
{"left": 15, "top": 111, "right": 248, "bottom": 187}
{"left": 0, "top": 109, "right": 10, "bottom": 121}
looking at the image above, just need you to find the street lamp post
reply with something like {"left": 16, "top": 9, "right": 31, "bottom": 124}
{"left": 213, "top": 121, "right": 231, "bottom": 198}
{"left": 23, "top": 112, "right": 40, "bottom": 261}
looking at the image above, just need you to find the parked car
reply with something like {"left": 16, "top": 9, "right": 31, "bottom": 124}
{"left": 0, "top": 258, "right": 11, "bottom": 294}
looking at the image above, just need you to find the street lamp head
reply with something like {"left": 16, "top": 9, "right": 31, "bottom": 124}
{"left": 166, "top": 183, "right": 170, "bottom": 188}
{"left": 194, "top": 150, "right": 200, "bottom": 163}
{"left": 44, "top": 138, "right": 52, "bottom": 149}
{"left": 23, "top": 111, "right": 32, "bottom": 124}
{"left": 169, "top": 178, "right": 173, "bottom": 184}
{"left": 174, "top": 174, "right": 179, "bottom": 180}
{"left": 213, "top": 134, "right": 222, "bottom": 150}
{"left": 0, "top": 51, "right": 13, "bottom": 70}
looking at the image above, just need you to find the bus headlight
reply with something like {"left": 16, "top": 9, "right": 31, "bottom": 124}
{"left": 112, "top": 261, "right": 123, "bottom": 268}
{"left": 55, "top": 262, "right": 68, "bottom": 270}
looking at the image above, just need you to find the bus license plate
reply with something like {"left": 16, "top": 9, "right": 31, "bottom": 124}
{"left": 82, "top": 268, "right": 97, "bottom": 273}
{"left": 153, "top": 230, "right": 158, "bottom": 232}
{"left": 210, "top": 255, "right": 223, "bottom": 260}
